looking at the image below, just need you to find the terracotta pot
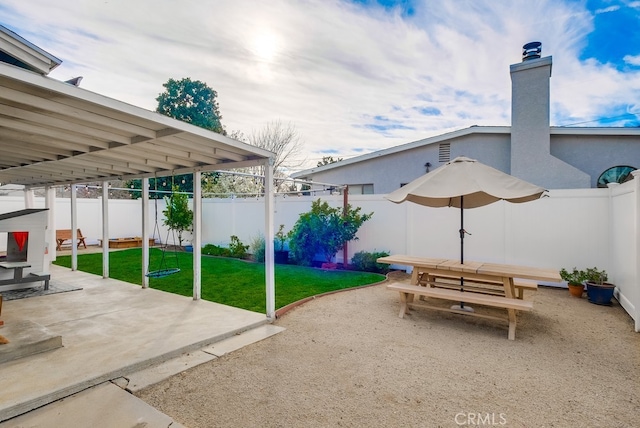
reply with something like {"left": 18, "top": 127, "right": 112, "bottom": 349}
{"left": 568, "top": 283, "right": 585, "bottom": 298}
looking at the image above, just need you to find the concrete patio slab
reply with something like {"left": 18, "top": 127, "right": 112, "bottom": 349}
{"left": 0, "top": 264, "right": 269, "bottom": 422}
{"left": 0, "top": 382, "right": 186, "bottom": 428}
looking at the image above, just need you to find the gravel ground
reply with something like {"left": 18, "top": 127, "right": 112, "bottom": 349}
{"left": 137, "top": 272, "right": 639, "bottom": 428}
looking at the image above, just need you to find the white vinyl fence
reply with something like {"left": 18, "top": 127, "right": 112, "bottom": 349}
{"left": 1, "top": 175, "right": 638, "bottom": 331}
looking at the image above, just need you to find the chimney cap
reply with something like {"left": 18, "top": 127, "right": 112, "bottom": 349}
{"left": 522, "top": 41, "right": 541, "bottom": 61}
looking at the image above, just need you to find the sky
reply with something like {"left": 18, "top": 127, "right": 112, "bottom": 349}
{"left": 2, "top": 0, "right": 640, "bottom": 172}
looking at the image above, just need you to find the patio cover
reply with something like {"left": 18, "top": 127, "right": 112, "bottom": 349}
{"left": 0, "top": 62, "right": 273, "bottom": 186}
{"left": 0, "top": 61, "right": 277, "bottom": 317}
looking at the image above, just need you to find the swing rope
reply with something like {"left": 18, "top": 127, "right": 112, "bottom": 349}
{"left": 146, "top": 177, "right": 181, "bottom": 278}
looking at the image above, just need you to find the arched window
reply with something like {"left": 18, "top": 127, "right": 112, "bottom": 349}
{"left": 597, "top": 165, "right": 636, "bottom": 188}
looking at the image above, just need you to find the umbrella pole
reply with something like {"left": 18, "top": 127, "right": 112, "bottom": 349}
{"left": 452, "top": 196, "right": 474, "bottom": 312}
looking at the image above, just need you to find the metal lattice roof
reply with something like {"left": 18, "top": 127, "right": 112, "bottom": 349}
{"left": 0, "top": 62, "right": 273, "bottom": 188}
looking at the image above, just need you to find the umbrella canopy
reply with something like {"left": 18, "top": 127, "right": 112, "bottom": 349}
{"left": 385, "top": 156, "right": 546, "bottom": 311}
{"left": 386, "top": 156, "right": 546, "bottom": 209}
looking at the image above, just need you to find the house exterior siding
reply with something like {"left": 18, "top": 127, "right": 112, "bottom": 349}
{"left": 305, "top": 131, "right": 511, "bottom": 195}
{"left": 294, "top": 51, "right": 640, "bottom": 193}
{"left": 551, "top": 133, "right": 640, "bottom": 188}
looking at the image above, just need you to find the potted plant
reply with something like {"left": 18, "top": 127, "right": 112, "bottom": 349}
{"left": 584, "top": 267, "right": 615, "bottom": 305}
{"left": 274, "top": 224, "right": 289, "bottom": 264}
{"left": 560, "top": 267, "right": 586, "bottom": 298}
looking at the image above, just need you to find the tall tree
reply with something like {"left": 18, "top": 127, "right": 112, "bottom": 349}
{"left": 128, "top": 77, "right": 226, "bottom": 195}
{"left": 156, "top": 77, "right": 225, "bottom": 135}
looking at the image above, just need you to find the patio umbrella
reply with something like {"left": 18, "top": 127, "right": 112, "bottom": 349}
{"left": 385, "top": 156, "right": 546, "bottom": 310}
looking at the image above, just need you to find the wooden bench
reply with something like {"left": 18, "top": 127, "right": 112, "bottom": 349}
{"left": 387, "top": 282, "right": 534, "bottom": 340}
{"left": 56, "top": 229, "right": 87, "bottom": 251}
{"left": 417, "top": 273, "right": 538, "bottom": 299}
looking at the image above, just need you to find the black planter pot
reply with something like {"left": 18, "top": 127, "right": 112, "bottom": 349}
{"left": 274, "top": 250, "right": 289, "bottom": 264}
{"left": 586, "top": 281, "right": 615, "bottom": 305}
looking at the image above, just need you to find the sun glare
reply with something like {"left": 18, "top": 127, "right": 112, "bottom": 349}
{"left": 251, "top": 31, "right": 279, "bottom": 62}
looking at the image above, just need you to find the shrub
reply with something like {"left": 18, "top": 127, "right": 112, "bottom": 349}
{"left": 201, "top": 236, "right": 249, "bottom": 259}
{"left": 289, "top": 199, "right": 373, "bottom": 266}
{"left": 351, "top": 251, "right": 390, "bottom": 274}
{"left": 228, "top": 235, "right": 249, "bottom": 259}
{"left": 250, "top": 234, "right": 266, "bottom": 262}
{"left": 202, "top": 243, "right": 230, "bottom": 257}
{"left": 275, "top": 224, "right": 289, "bottom": 251}
{"left": 162, "top": 185, "right": 193, "bottom": 246}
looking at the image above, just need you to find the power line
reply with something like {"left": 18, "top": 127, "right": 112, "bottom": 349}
{"left": 558, "top": 112, "right": 639, "bottom": 127}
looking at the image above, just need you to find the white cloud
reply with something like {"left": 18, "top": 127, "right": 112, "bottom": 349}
{"left": 3, "top": 0, "right": 640, "bottom": 170}
{"left": 624, "top": 54, "right": 640, "bottom": 66}
{"left": 595, "top": 5, "right": 620, "bottom": 14}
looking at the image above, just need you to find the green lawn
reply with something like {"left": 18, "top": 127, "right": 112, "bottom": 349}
{"left": 53, "top": 249, "right": 385, "bottom": 313}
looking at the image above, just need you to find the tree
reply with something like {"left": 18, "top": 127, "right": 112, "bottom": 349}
{"left": 125, "top": 175, "right": 193, "bottom": 199}
{"left": 247, "top": 120, "right": 304, "bottom": 174}
{"left": 129, "top": 77, "right": 228, "bottom": 196}
{"left": 156, "top": 77, "right": 226, "bottom": 134}
{"left": 162, "top": 186, "right": 193, "bottom": 246}
{"left": 288, "top": 199, "right": 373, "bottom": 266}
{"left": 201, "top": 171, "right": 264, "bottom": 198}
{"left": 202, "top": 121, "right": 306, "bottom": 196}
{"left": 317, "top": 156, "right": 343, "bottom": 167}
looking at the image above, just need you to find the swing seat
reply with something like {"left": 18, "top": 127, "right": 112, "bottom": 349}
{"left": 146, "top": 268, "right": 181, "bottom": 278}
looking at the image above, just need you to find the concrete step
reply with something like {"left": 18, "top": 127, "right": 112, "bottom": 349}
{"left": 0, "top": 320, "right": 62, "bottom": 364}
{"left": 123, "top": 324, "right": 285, "bottom": 392}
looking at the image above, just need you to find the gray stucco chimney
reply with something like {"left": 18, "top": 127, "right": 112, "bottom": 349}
{"left": 510, "top": 43, "right": 590, "bottom": 188}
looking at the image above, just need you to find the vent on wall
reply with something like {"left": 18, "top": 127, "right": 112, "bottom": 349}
{"left": 439, "top": 143, "right": 451, "bottom": 163}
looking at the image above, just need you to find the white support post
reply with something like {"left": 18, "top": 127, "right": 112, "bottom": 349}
{"left": 44, "top": 186, "right": 55, "bottom": 267}
{"left": 24, "top": 188, "right": 35, "bottom": 208}
{"left": 102, "top": 181, "right": 109, "bottom": 278}
{"left": 193, "top": 171, "right": 202, "bottom": 300}
{"left": 264, "top": 157, "right": 276, "bottom": 319}
{"left": 142, "top": 178, "right": 150, "bottom": 288}
{"left": 71, "top": 184, "right": 78, "bottom": 271}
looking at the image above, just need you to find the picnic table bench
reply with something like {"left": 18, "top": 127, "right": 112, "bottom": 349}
{"left": 378, "top": 255, "right": 561, "bottom": 340}
{"left": 56, "top": 229, "right": 87, "bottom": 251}
{"left": 387, "top": 282, "right": 534, "bottom": 340}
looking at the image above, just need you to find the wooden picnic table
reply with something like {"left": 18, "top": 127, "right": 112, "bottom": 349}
{"left": 378, "top": 255, "right": 561, "bottom": 340}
